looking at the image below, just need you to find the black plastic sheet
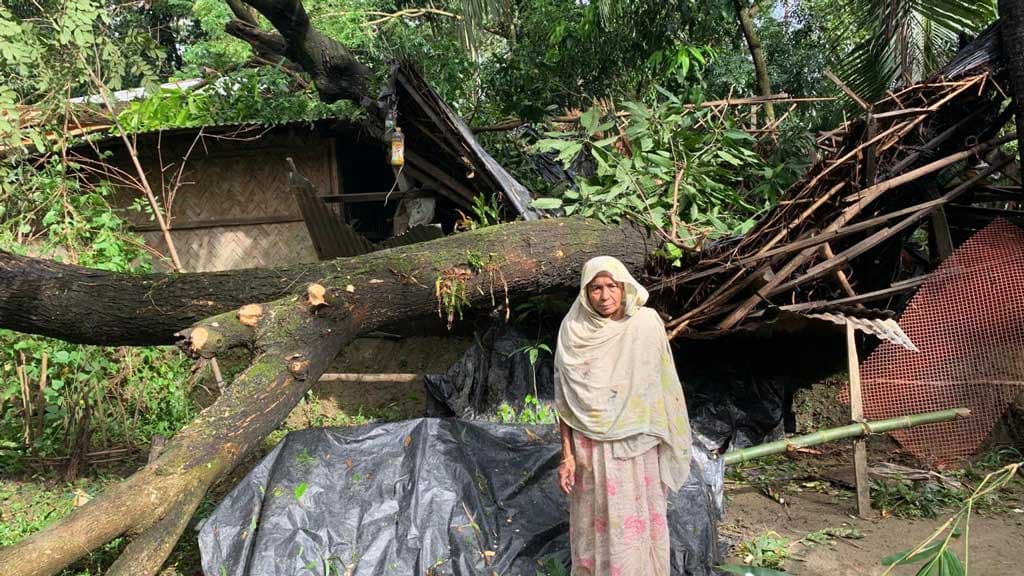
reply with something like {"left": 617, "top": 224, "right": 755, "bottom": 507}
{"left": 199, "top": 419, "right": 723, "bottom": 576}
{"left": 424, "top": 327, "right": 555, "bottom": 419}
{"left": 684, "top": 374, "right": 788, "bottom": 452}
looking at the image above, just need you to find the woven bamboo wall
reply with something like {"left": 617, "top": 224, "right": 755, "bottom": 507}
{"left": 103, "top": 125, "right": 335, "bottom": 271}
{"left": 140, "top": 222, "right": 317, "bottom": 272}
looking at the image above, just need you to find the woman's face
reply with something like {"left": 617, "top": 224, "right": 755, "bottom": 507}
{"left": 586, "top": 272, "right": 625, "bottom": 319}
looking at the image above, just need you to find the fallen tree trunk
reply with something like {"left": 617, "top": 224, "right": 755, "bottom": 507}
{"left": 0, "top": 251, "right": 332, "bottom": 345}
{"left": 0, "top": 219, "right": 645, "bottom": 346}
{"left": 0, "top": 218, "right": 652, "bottom": 576}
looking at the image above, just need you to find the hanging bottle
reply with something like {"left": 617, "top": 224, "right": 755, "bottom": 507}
{"left": 390, "top": 127, "right": 405, "bottom": 167}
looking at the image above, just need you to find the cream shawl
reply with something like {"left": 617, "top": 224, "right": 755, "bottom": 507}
{"left": 554, "top": 256, "right": 691, "bottom": 491}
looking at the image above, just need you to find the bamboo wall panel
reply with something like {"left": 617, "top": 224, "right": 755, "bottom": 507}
{"left": 142, "top": 222, "right": 317, "bottom": 272}
{"left": 99, "top": 127, "right": 334, "bottom": 271}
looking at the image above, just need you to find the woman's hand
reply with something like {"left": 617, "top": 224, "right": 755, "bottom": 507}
{"left": 558, "top": 455, "right": 576, "bottom": 495}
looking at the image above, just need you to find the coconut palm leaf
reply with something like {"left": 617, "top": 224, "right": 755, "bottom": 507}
{"left": 836, "top": 0, "right": 996, "bottom": 103}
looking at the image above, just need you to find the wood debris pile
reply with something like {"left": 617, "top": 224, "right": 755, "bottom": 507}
{"left": 659, "top": 29, "right": 1019, "bottom": 339}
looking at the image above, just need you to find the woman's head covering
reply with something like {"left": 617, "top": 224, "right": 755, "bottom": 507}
{"left": 554, "top": 256, "right": 691, "bottom": 491}
{"left": 576, "top": 256, "right": 650, "bottom": 319}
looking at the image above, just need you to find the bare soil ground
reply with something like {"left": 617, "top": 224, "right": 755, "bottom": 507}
{"left": 724, "top": 485, "right": 1024, "bottom": 575}
{"left": 721, "top": 441, "right": 1024, "bottom": 575}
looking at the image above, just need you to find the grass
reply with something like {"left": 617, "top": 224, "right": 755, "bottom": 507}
{"left": 871, "top": 447, "right": 1024, "bottom": 519}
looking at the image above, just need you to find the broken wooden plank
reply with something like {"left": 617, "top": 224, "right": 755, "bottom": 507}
{"left": 929, "top": 206, "right": 955, "bottom": 261}
{"left": 780, "top": 274, "right": 930, "bottom": 311}
{"left": 846, "top": 321, "right": 872, "bottom": 518}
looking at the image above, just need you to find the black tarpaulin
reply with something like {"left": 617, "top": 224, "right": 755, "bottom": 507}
{"left": 199, "top": 419, "right": 723, "bottom": 576}
{"left": 423, "top": 327, "right": 555, "bottom": 419}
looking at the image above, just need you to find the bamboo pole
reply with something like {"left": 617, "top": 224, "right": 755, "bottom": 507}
{"left": 717, "top": 133, "right": 1016, "bottom": 329}
{"left": 723, "top": 408, "right": 971, "bottom": 465}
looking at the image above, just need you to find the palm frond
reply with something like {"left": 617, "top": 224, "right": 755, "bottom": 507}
{"left": 456, "top": 0, "right": 510, "bottom": 58}
{"left": 837, "top": 0, "right": 996, "bottom": 103}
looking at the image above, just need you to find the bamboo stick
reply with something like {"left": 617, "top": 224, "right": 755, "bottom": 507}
{"left": 770, "top": 154, "right": 1015, "bottom": 295}
{"left": 318, "top": 373, "right": 421, "bottom": 383}
{"left": 779, "top": 274, "right": 930, "bottom": 311}
{"left": 718, "top": 133, "right": 1015, "bottom": 329}
{"left": 36, "top": 352, "right": 47, "bottom": 439}
{"left": 821, "top": 242, "right": 856, "bottom": 297}
{"left": 653, "top": 197, "right": 954, "bottom": 290}
{"left": 723, "top": 408, "right": 971, "bottom": 465}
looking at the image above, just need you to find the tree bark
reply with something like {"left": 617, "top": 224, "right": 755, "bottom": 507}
{"left": 0, "top": 249, "right": 333, "bottom": 345}
{"left": 0, "top": 218, "right": 652, "bottom": 576}
{"left": 1001, "top": 0, "right": 1024, "bottom": 167}
{"left": 734, "top": 0, "right": 775, "bottom": 122}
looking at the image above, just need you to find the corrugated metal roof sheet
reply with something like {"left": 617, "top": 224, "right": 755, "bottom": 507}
{"left": 800, "top": 311, "right": 918, "bottom": 351}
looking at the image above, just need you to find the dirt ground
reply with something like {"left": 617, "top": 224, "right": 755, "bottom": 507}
{"left": 723, "top": 485, "right": 1024, "bottom": 575}
{"left": 720, "top": 441, "right": 1024, "bottom": 576}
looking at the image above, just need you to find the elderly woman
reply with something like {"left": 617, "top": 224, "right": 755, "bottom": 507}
{"left": 554, "top": 256, "right": 691, "bottom": 576}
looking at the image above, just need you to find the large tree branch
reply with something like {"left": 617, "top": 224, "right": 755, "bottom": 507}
{"left": 224, "top": 0, "right": 373, "bottom": 105}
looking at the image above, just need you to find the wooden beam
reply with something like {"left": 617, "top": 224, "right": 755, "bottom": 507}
{"left": 131, "top": 215, "right": 304, "bottom": 232}
{"left": 320, "top": 191, "right": 413, "bottom": 203}
{"left": 820, "top": 242, "right": 857, "bottom": 297}
{"left": 768, "top": 155, "right": 1015, "bottom": 296}
{"left": 825, "top": 69, "right": 872, "bottom": 111}
{"left": 404, "top": 153, "right": 475, "bottom": 209}
{"left": 780, "top": 274, "right": 930, "bottom": 311}
{"left": 328, "top": 137, "right": 341, "bottom": 196}
{"left": 652, "top": 195, "right": 956, "bottom": 290}
{"left": 929, "top": 206, "right": 955, "bottom": 261}
{"left": 715, "top": 133, "right": 1013, "bottom": 330}
{"left": 847, "top": 321, "right": 873, "bottom": 518}
{"left": 864, "top": 114, "right": 878, "bottom": 187}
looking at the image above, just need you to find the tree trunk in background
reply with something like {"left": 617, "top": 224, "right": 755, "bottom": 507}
{"left": 1001, "top": 0, "right": 1024, "bottom": 167}
{"left": 734, "top": 0, "right": 775, "bottom": 123}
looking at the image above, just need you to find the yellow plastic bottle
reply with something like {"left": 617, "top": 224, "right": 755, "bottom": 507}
{"left": 390, "top": 127, "right": 405, "bottom": 167}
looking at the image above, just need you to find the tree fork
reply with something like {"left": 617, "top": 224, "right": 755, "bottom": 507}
{"left": 0, "top": 219, "right": 653, "bottom": 576}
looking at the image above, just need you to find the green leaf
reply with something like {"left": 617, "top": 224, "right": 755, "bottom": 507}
{"left": 724, "top": 129, "right": 755, "bottom": 142}
{"left": 531, "top": 198, "right": 563, "bottom": 210}
{"left": 580, "top": 107, "right": 601, "bottom": 135}
{"left": 882, "top": 540, "right": 945, "bottom": 566}
{"left": 940, "top": 550, "right": 964, "bottom": 576}
{"left": 294, "top": 482, "right": 308, "bottom": 501}
{"left": 717, "top": 565, "right": 793, "bottom": 576}
{"left": 717, "top": 150, "right": 743, "bottom": 166}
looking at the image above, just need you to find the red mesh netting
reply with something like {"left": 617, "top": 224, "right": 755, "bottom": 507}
{"left": 841, "top": 219, "right": 1024, "bottom": 468}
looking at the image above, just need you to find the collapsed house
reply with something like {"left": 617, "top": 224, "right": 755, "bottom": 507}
{"left": 61, "top": 65, "right": 535, "bottom": 271}
{"left": 658, "top": 23, "right": 1023, "bottom": 467}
